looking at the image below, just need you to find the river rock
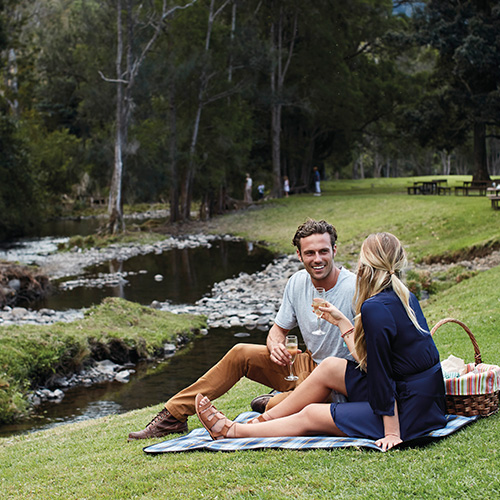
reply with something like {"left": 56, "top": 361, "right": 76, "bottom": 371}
{"left": 8, "top": 279, "right": 21, "bottom": 291}
{"left": 115, "top": 370, "right": 131, "bottom": 383}
{"left": 163, "top": 343, "right": 176, "bottom": 355}
{"left": 156, "top": 254, "right": 302, "bottom": 331}
{"left": 94, "top": 359, "right": 120, "bottom": 375}
{"left": 11, "top": 307, "right": 29, "bottom": 318}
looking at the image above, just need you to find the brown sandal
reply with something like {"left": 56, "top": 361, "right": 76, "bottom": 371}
{"left": 195, "top": 394, "right": 234, "bottom": 440}
{"left": 248, "top": 413, "right": 272, "bottom": 424}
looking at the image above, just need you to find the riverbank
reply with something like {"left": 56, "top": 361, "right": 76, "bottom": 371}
{"left": 0, "top": 262, "right": 51, "bottom": 309}
{"left": 1, "top": 180, "right": 500, "bottom": 498}
{"left": 3, "top": 232, "right": 500, "bottom": 328}
{"left": 0, "top": 297, "right": 206, "bottom": 423}
{"left": 2, "top": 262, "right": 500, "bottom": 499}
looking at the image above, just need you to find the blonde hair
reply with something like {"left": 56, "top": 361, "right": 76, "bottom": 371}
{"left": 353, "top": 232, "right": 425, "bottom": 370}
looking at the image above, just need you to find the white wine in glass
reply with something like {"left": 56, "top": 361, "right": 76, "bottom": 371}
{"left": 311, "top": 287, "right": 327, "bottom": 335}
{"left": 284, "top": 335, "right": 299, "bottom": 381}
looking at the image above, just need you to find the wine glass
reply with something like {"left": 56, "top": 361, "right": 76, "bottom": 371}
{"left": 284, "top": 335, "right": 299, "bottom": 381}
{"left": 311, "top": 287, "right": 327, "bottom": 335}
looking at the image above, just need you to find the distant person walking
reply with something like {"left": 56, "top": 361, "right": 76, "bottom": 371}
{"left": 257, "top": 183, "right": 265, "bottom": 200}
{"left": 244, "top": 173, "right": 253, "bottom": 202}
{"left": 283, "top": 176, "right": 290, "bottom": 198}
{"left": 313, "top": 167, "right": 321, "bottom": 196}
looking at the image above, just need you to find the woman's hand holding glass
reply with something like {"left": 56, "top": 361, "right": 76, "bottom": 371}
{"left": 319, "top": 301, "right": 359, "bottom": 362}
{"left": 316, "top": 301, "right": 349, "bottom": 328}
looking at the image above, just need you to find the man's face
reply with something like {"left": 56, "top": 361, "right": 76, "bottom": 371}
{"left": 296, "top": 233, "right": 336, "bottom": 282}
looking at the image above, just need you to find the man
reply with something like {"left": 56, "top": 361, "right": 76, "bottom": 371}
{"left": 244, "top": 173, "right": 253, "bottom": 202}
{"left": 313, "top": 166, "right": 321, "bottom": 196}
{"left": 128, "top": 219, "right": 356, "bottom": 440}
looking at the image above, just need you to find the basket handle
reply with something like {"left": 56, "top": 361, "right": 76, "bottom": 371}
{"left": 430, "top": 317, "right": 482, "bottom": 365}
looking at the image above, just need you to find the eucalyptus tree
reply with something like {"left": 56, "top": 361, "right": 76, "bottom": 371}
{"left": 267, "top": 0, "right": 401, "bottom": 189}
{"left": 147, "top": 0, "right": 265, "bottom": 221}
{"left": 410, "top": 0, "right": 500, "bottom": 181}
{"left": 101, "top": 0, "right": 197, "bottom": 234}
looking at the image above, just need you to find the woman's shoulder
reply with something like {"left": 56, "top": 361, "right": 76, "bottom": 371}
{"left": 361, "top": 289, "right": 395, "bottom": 314}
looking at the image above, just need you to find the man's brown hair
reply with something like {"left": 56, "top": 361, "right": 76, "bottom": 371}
{"left": 292, "top": 219, "right": 337, "bottom": 252}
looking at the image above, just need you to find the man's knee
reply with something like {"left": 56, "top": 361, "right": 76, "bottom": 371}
{"left": 224, "top": 343, "right": 268, "bottom": 367}
{"left": 227, "top": 342, "right": 261, "bottom": 358}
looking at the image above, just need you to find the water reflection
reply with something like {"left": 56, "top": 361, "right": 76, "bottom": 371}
{"left": 30, "top": 240, "right": 275, "bottom": 311}
{"left": 0, "top": 219, "right": 278, "bottom": 437}
{"left": 0, "top": 326, "right": 268, "bottom": 437}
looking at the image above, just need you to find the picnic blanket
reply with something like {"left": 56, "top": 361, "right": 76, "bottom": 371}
{"left": 143, "top": 411, "right": 478, "bottom": 454}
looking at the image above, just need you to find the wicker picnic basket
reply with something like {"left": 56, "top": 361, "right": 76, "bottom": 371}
{"left": 431, "top": 318, "right": 500, "bottom": 417}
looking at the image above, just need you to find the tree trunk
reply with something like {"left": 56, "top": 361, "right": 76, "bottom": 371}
{"left": 440, "top": 151, "right": 451, "bottom": 175}
{"left": 271, "top": 102, "right": 282, "bottom": 196}
{"left": 359, "top": 155, "right": 365, "bottom": 179}
{"left": 269, "top": 7, "right": 298, "bottom": 198}
{"left": 373, "top": 152, "right": 382, "bottom": 178}
{"left": 108, "top": 0, "right": 125, "bottom": 234}
{"left": 472, "top": 122, "right": 491, "bottom": 182}
{"left": 168, "top": 82, "right": 180, "bottom": 223}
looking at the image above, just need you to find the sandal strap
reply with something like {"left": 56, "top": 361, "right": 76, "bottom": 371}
{"left": 196, "top": 394, "right": 234, "bottom": 440}
{"left": 249, "top": 413, "right": 271, "bottom": 424}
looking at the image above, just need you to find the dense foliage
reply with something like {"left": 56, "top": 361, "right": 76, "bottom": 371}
{"left": 1, "top": 0, "right": 500, "bottom": 238}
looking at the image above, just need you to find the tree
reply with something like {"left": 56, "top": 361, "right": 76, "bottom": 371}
{"left": 102, "top": 0, "right": 197, "bottom": 234}
{"left": 268, "top": 1, "right": 298, "bottom": 198}
{"left": 268, "top": 0, "right": 402, "bottom": 188}
{"left": 0, "top": 0, "right": 43, "bottom": 239}
{"left": 410, "top": 0, "right": 500, "bottom": 181}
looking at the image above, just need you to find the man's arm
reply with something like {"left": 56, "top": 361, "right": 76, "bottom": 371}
{"left": 267, "top": 323, "right": 300, "bottom": 366}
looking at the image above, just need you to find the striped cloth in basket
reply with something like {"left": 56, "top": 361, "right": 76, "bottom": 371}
{"left": 445, "top": 363, "right": 500, "bottom": 396}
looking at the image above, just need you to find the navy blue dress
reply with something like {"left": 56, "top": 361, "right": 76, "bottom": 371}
{"left": 330, "top": 289, "right": 446, "bottom": 441}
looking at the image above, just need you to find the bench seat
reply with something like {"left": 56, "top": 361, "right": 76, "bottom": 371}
{"left": 488, "top": 195, "right": 500, "bottom": 210}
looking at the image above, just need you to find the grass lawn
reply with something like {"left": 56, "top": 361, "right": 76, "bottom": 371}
{"left": 1, "top": 175, "right": 500, "bottom": 499}
{"left": 206, "top": 175, "right": 500, "bottom": 264}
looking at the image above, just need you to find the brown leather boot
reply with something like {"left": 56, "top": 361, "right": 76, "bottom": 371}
{"left": 128, "top": 408, "right": 188, "bottom": 440}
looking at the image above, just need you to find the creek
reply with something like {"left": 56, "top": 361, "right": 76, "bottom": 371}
{"left": 0, "top": 326, "right": 267, "bottom": 437}
{"left": 0, "top": 217, "right": 277, "bottom": 437}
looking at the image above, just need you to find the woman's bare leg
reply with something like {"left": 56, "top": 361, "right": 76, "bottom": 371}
{"left": 262, "top": 357, "right": 347, "bottom": 421}
{"left": 234, "top": 403, "right": 346, "bottom": 438}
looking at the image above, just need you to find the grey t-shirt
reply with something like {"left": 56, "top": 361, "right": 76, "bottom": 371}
{"left": 274, "top": 267, "right": 356, "bottom": 364}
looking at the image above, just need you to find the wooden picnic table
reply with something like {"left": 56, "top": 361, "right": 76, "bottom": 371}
{"left": 487, "top": 187, "right": 500, "bottom": 210}
{"left": 407, "top": 180, "right": 450, "bottom": 195}
{"left": 455, "top": 181, "right": 489, "bottom": 196}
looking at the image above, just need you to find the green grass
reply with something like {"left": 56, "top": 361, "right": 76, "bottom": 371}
{"left": 205, "top": 175, "right": 500, "bottom": 263}
{"left": 0, "top": 298, "right": 206, "bottom": 423}
{"left": 1, "top": 175, "right": 500, "bottom": 499}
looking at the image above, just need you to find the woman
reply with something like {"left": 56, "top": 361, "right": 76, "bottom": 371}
{"left": 283, "top": 176, "right": 290, "bottom": 197}
{"left": 195, "top": 233, "right": 446, "bottom": 451}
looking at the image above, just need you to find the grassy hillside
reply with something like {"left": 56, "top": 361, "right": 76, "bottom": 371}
{"left": 1, "top": 175, "right": 499, "bottom": 499}
{"left": 205, "top": 176, "right": 500, "bottom": 264}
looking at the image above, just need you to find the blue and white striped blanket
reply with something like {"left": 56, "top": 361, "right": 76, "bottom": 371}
{"left": 143, "top": 411, "right": 477, "bottom": 454}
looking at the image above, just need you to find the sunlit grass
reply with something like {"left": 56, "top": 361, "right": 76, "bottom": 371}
{"left": 1, "top": 175, "right": 500, "bottom": 499}
{"left": 207, "top": 175, "right": 500, "bottom": 263}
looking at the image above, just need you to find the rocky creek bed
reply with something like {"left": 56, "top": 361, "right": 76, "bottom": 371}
{"left": 2, "top": 231, "right": 500, "bottom": 409}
